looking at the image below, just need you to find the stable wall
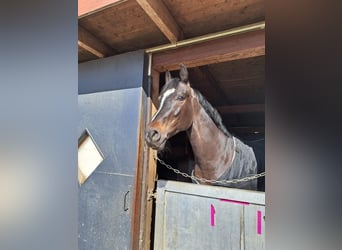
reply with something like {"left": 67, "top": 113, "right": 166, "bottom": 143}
{"left": 78, "top": 50, "right": 145, "bottom": 250}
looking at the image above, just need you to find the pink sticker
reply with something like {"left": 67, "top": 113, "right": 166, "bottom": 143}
{"left": 210, "top": 204, "right": 215, "bottom": 227}
{"left": 257, "top": 210, "right": 262, "bottom": 234}
{"left": 220, "top": 198, "right": 250, "bottom": 206}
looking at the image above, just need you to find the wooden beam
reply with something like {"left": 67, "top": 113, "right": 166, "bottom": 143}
{"left": 217, "top": 104, "right": 265, "bottom": 114}
{"left": 78, "top": 25, "right": 115, "bottom": 58}
{"left": 151, "top": 69, "right": 160, "bottom": 107}
{"left": 136, "top": 0, "right": 182, "bottom": 42}
{"left": 78, "top": 0, "right": 127, "bottom": 18}
{"left": 152, "top": 29, "right": 265, "bottom": 72}
{"left": 143, "top": 104, "right": 157, "bottom": 250}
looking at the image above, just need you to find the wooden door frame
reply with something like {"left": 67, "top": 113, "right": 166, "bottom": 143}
{"left": 132, "top": 28, "right": 265, "bottom": 250}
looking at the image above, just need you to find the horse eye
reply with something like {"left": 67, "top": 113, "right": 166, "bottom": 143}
{"left": 176, "top": 95, "right": 185, "bottom": 101}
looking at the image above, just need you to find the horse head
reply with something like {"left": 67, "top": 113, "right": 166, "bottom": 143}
{"left": 145, "top": 64, "right": 194, "bottom": 150}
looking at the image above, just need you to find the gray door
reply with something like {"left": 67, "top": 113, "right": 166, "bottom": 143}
{"left": 78, "top": 89, "right": 141, "bottom": 249}
{"left": 78, "top": 51, "right": 145, "bottom": 250}
{"left": 154, "top": 180, "right": 265, "bottom": 250}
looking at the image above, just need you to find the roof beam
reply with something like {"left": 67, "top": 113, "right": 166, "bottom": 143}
{"left": 136, "top": 0, "right": 182, "bottom": 42}
{"left": 78, "top": 25, "right": 115, "bottom": 58}
{"left": 217, "top": 104, "right": 265, "bottom": 114}
{"left": 152, "top": 29, "right": 265, "bottom": 72}
{"left": 78, "top": 0, "right": 127, "bottom": 18}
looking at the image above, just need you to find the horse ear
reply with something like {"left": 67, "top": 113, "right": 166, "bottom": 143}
{"left": 165, "top": 71, "right": 171, "bottom": 83}
{"left": 179, "top": 63, "right": 188, "bottom": 83}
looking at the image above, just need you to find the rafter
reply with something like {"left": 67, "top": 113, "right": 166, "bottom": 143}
{"left": 78, "top": 25, "right": 115, "bottom": 58}
{"left": 136, "top": 0, "right": 182, "bottom": 42}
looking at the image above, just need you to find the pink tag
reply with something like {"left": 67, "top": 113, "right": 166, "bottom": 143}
{"left": 210, "top": 204, "right": 215, "bottom": 227}
{"left": 257, "top": 210, "right": 262, "bottom": 234}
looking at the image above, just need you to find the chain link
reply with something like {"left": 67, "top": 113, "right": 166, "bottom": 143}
{"left": 154, "top": 154, "right": 265, "bottom": 185}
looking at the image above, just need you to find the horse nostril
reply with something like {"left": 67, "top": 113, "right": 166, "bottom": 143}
{"left": 148, "top": 129, "right": 161, "bottom": 142}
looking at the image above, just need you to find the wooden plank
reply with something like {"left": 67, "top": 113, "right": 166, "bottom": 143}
{"left": 79, "top": 0, "right": 169, "bottom": 55}
{"left": 131, "top": 71, "right": 159, "bottom": 250}
{"left": 151, "top": 69, "right": 160, "bottom": 107}
{"left": 78, "top": 0, "right": 127, "bottom": 18}
{"left": 78, "top": 46, "right": 99, "bottom": 62}
{"left": 131, "top": 91, "right": 148, "bottom": 250}
{"left": 136, "top": 0, "right": 182, "bottom": 42}
{"left": 78, "top": 25, "right": 115, "bottom": 58}
{"left": 217, "top": 104, "right": 264, "bottom": 114}
{"left": 152, "top": 29, "right": 265, "bottom": 72}
{"left": 163, "top": 0, "right": 264, "bottom": 38}
{"left": 208, "top": 56, "right": 265, "bottom": 83}
{"left": 144, "top": 105, "right": 157, "bottom": 250}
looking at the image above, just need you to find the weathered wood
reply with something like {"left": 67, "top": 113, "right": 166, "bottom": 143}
{"left": 78, "top": 0, "right": 127, "bottom": 18}
{"left": 78, "top": 46, "right": 98, "bottom": 62}
{"left": 131, "top": 90, "right": 148, "bottom": 250}
{"left": 217, "top": 104, "right": 264, "bottom": 114}
{"left": 79, "top": 0, "right": 168, "bottom": 54}
{"left": 208, "top": 56, "right": 265, "bottom": 84}
{"left": 163, "top": 0, "right": 264, "bottom": 37}
{"left": 136, "top": 0, "right": 182, "bottom": 42}
{"left": 152, "top": 30, "right": 265, "bottom": 72}
{"left": 78, "top": 25, "right": 114, "bottom": 58}
{"left": 144, "top": 103, "right": 157, "bottom": 250}
{"left": 151, "top": 69, "right": 160, "bottom": 107}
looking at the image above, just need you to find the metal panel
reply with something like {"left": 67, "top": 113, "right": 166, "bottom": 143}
{"left": 78, "top": 88, "right": 141, "bottom": 250}
{"left": 78, "top": 50, "right": 145, "bottom": 94}
{"left": 78, "top": 50, "right": 146, "bottom": 250}
{"left": 244, "top": 205, "right": 265, "bottom": 249}
{"left": 78, "top": 88, "right": 141, "bottom": 175}
{"left": 154, "top": 180, "right": 265, "bottom": 250}
{"left": 78, "top": 81, "right": 143, "bottom": 250}
{"left": 78, "top": 173, "right": 133, "bottom": 250}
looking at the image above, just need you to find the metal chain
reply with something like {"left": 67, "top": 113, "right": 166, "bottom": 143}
{"left": 154, "top": 155, "right": 265, "bottom": 185}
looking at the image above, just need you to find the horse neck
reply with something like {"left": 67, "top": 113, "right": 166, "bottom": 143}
{"left": 186, "top": 100, "right": 235, "bottom": 180}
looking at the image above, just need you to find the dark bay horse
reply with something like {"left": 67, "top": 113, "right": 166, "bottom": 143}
{"left": 145, "top": 64, "right": 264, "bottom": 191}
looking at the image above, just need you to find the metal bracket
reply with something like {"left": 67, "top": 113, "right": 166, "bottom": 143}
{"left": 147, "top": 190, "right": 157, "bottom": 201}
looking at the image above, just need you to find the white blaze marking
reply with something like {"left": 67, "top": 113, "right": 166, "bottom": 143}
{"left": 151, "top": 88, "right": 175, "bottom": 121}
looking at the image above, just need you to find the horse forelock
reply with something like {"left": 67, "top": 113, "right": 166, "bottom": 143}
{"left": 160, "top": 78, "right": 180, "bottom": 96}
{"left": 193, "top": 89, "right": 231, "bottom": 137}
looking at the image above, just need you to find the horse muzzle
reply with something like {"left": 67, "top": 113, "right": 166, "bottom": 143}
{"left": 145, "top": 128, "right": 167, "bottom": 150}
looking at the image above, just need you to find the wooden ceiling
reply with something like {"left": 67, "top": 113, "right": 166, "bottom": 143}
{"left": 78, "top": 0, "right": 265, "bottom": 137}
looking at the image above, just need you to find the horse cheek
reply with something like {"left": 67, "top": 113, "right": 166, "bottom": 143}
{"left": 173, "top": 107, "right": 181, "bottom": 117}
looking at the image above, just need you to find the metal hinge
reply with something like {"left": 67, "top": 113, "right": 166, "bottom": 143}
{"left": 147, "top": 190, "right": 157, "bottom": 201}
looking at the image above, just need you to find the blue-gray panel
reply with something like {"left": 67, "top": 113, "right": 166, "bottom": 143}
{"left": 78, "top": 50, "right": 145, "bottom": 94}
{"left": 78, "top": 88, "right": 141, "bottom": 176}
{"left": 154, "top": 181, "right": 265, "bottom": 250}
{"left": 78, "top": 173, "right": 134, "bottom": 250}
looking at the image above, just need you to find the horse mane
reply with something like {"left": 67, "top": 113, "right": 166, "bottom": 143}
{"left": 193, "top": 89, "right": 231, "bottom": 138}
{"left": 162, "top": 77, "right": 231, "bottom": 138}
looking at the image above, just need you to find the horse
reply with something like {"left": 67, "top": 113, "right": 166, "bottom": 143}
{"left": 145, "top": 64, "right": 264, "bottom": 191}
